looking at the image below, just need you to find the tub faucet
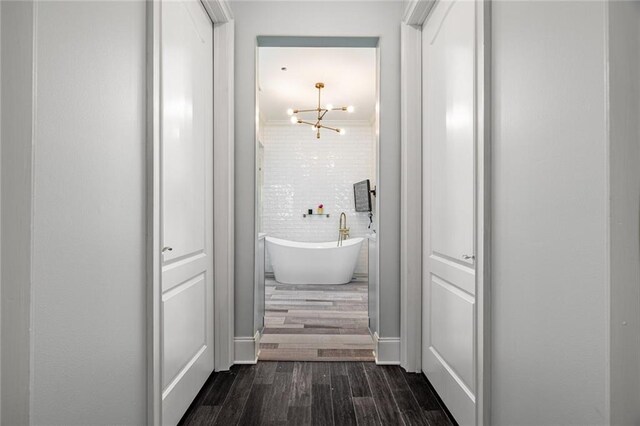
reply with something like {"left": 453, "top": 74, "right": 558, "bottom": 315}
{"left": 338, "top": 212, "right": 350, "bottom": 246}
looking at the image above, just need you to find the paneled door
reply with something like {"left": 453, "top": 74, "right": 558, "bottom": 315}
{"left": 160, "top": 1, "right": 214, "bottom": 424}
{"left": 422, "top": 1, "right": 477, "bottom": 424}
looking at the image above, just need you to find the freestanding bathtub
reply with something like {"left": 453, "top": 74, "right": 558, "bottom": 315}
{"left": 266, "top": 236, "right": 364, "bottom": 285}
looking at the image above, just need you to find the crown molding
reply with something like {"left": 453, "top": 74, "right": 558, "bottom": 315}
{"left": 203, "top": 0, "right": 233, "bottom": 23}
{"left": 403, "top": 0, "right": 435, "bottom": 26}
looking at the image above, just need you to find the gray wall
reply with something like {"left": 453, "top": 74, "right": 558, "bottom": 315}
{"left": 232, "top": 1, "right": 403, "bottom": 339}
{"left": 2, "top": 1, "right": 148, "bottom": 424}
{"left": 1, "top": 2, "right": 35, "bottom": 424}
{"left": 609, "top": 1, "right": 640, "bottom": 424}
{"left": 491, "top": 1, "right": 609, "bottom": 424}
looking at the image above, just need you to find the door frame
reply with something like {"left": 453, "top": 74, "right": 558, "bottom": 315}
{"left": 400, "top": 1, "right": 491, "bottom": 424}
{"left": 252, "top": 36, "right": 382, "bottom": 363}
{"left": 146, "top": 1, "right": 235, "bottom": 424}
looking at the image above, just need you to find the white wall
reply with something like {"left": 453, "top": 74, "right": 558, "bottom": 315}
{"left": 261, "top": 122, "right": 374, "bottom": 274}
{"left": 232, "top": 0, "right": 403, "bottom": 342}
{"left": 0, "top": 2, "right": 3, "bottom": 420}
{"left": 1, "top": 2, "right": 35, "bottom": 424}
{"left": 2, "top": 1, "right": 147, "bottom": 424}
{"left": 29, "top": 2, "right": 147, "bottom": 424}
{"left": 491, "top": 2, "right": 609, "bottom": 424}
{"left": 608, "top": 1, "right": 640, "bottom": 424}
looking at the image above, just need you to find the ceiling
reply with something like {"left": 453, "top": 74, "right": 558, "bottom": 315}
{"left": 258, "top": 47, "right": 377, "bottom": 122}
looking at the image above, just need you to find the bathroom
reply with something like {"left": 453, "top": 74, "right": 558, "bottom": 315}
{"left": 254, "top": 42, "right": 380, "bottom": 362}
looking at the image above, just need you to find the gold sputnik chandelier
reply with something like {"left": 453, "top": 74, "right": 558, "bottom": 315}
{"left": 287, "top": 82, "right": 354, "bottom": 139}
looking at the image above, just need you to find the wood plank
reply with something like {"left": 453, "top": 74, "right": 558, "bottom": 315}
{"left": 213, "top": 365, "right": 257, "bottom": 425}
{"left": 382, "top": 366, "right": 430, "bottom": 425}
{"left": 284, "top": 310, "right": 369, "bottom": 318}
{"left": 362, "top": 362, "right": 403, "bottom": 425}
{"left": 402, "top": 370, "right": 442, "bottom": 411}
{"left": 330, "top": 362, "right": 348, "bottom": 377}
{"left": 259, "top": 349, "right": 318, "bottom": 362}
{"left": 262, "top": 324, "right": 305, "bottom": 329}
{"left": 287, "top": 406, "right": 311, "bottom": 426}
{"left": 263, "top": 327, "right": 344, "bottom": 335}
{"left": 352, "top": 397, "right": 382, "bottom": 426}
{"left": 331, "top": 374, "right": 357, "bottom": 426}
{"left": 260, "top": 334, "right": 374, "bottom": 344}
{"left": 380, "top": 365, "right": 405, "bottom": 390}
{"left": 312, "top": 362, "right": 331, "bottom": 385}
{"left": 262, "top": 371, "right": 293, "bottom": 423}
{"left": 182, "top": 406, "right": 220, "bottom": 426}
{"left": 284, "top": 318, "right": 369, "bottom": 328}
{"left": 254, "top": 361, "right": 278, "bottom": 384}
{"left": 236, "top": 383, "right": 269, "bottom": 425}
{"left": 347, "top": 362, "right": 372, "bottom": 397}
{"left": 289, "top": 362, "right": 313, "bottom": 407}
{"left": 318, "top": 349, "right": 374, "bottom": 359}
{"left": 202, "top": 371, "right": 236, "bottom": 406}
{"left": 424, "top": 410, "right": 454, "bottom": 426}
{"left": 276, "top": 361, "right": 295, "bottom": 373}
{"left": 180, "top": 362, "right": 455, "bottom": 426}
{"left": 259, "top": 349, "right": 373, "bottom": 362}
{"left": 275, "top": 343, "right": 374, "bottom": 350}
{"left": 311, "top": 384, "right": 333, "bottom": 426}
{"left": 392, "top": 389, "right": 430, "bottom": 425}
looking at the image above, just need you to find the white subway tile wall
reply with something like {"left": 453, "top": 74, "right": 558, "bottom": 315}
{"left": 261, "top": 123, "right": 375, "bottom": 274}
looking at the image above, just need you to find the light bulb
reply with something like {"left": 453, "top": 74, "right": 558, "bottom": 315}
{"left": 339, "top": 129, "right": 346, "bottom": 135}
{"left": 290, "top": 116, "right": 298, "bottom": 124}
{"left": 287, "top": 108, "right": 294, "bottom": 116}
{"left": 326, "top": 104, "right": 334, "bottom": 111}
{"left": 347, "top": 105, "right": 355, "bottom": 113}
{"left": 311, "top": 125, "right": 317, "bottom": 132}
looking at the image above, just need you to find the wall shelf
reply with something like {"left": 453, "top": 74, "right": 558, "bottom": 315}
{"left": 303, "top": 213, "right": 330, "bottom": 218}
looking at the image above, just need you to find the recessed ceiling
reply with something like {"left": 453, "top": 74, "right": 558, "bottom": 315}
{"left": 258, "top": 47, "right": 377, "bottom": 122}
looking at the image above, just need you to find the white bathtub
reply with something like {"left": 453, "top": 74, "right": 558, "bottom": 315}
{"left": 266, "top": 236, "right": 364, "bottom": 285}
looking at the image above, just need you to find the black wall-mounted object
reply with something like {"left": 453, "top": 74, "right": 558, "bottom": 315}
{"left": 354, "top": 179, "right": 372, "bottom": 212}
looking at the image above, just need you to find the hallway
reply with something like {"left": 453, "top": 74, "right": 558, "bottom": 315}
{"left": 179, "top": 362, "right": 454, "bottom": 426}
{"left": 2, "top": 0, "right": 640, "bottom": 425}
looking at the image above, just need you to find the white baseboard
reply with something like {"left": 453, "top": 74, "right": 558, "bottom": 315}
{"left": 373, "top": 332, "right": 401, "bottom": 365}
{"left": 234, "top": 331, "right": 261, "bottom": 364}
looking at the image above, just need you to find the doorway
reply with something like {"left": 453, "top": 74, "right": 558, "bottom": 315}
{"left": 401, "top": 0, "right": 491, "bottom": 424}
{"left": 254, "top": 39, "right": 380, "bottom": 362}
{"left": 147, "top": 0, "right": 235, "bottom": 424}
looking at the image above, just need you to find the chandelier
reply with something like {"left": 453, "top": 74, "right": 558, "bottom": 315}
{"left": 287, "top": 82, "right": 354, "bottom": 139}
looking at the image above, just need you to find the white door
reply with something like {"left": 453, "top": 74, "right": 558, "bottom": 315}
{"left": 160, "top": 1, "right": 214, "bottom": 424}
{"left": 422, "top": 1, "right": 477, "bottom": 425}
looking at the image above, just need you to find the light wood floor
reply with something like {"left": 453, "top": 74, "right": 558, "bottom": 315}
{"left": 259, "top": 276, "right": 375, "bottom": 362}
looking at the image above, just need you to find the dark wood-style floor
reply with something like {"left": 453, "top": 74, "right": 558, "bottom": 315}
{"left": 179, "top": 362, "right": 455, "bottom": 426}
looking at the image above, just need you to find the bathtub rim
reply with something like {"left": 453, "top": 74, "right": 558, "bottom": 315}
{"left": 266, "top": 236, "right": 364, "bottom": 249}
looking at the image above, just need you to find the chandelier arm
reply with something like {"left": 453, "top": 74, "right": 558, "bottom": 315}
{"left": 297, "top": 119, "right": 317, "bottom": 126}
{"left": 319, "top": 109, "right": 329, "bottom": 120}
{"left": 294, "top": 108, "right": 319, "bottom": 113}
{"left": 317, "top": 85, "right": 322, "bottom": 120}
{"left": 317, "top": 124, "right": 341, "bottom": 133}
